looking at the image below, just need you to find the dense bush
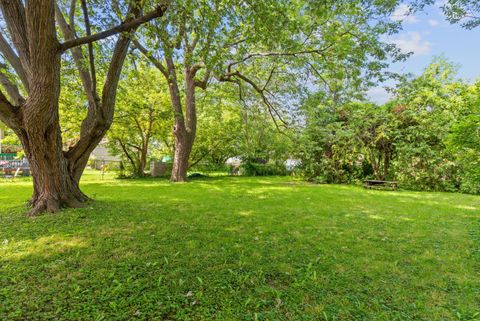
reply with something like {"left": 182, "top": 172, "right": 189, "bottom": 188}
{"left": 297, "top": 60, "right": 480, "bottom": 193}
{"left": 240, "top": 161, "right": 288, "bottom": 176}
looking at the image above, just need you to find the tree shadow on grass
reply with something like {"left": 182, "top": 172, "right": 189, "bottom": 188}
{"left": 1, "top": 178, "right": 479, "bottom": 320}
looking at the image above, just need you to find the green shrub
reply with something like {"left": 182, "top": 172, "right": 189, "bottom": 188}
{"left": 240, "top": 162, "right": 287, "bottom": 176}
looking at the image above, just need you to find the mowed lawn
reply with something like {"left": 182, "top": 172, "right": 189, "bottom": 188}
{"left": 1, "top": 173, "right": 479, "bottom": 321}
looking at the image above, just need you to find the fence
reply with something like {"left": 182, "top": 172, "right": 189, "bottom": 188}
{"left": 0, "top": 153, "right": 16, "bottom": 160}
{"left": 0, "top": 159, "right": 30, "bottom": 177}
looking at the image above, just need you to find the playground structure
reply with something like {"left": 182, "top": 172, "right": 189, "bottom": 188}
{"left": 0, "top": 159, "right": 30, "bottom": 177}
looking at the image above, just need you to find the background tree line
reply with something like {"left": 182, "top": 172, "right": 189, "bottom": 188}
{"left": 45, "top": 55, "right": 479, "bottom": 194}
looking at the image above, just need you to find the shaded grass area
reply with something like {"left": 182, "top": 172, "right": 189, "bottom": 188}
{"left": 1, "top": 173, "right": 479, "bottom": 320}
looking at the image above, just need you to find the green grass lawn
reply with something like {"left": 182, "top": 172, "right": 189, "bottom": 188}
{"left": 1, "top": 172, "right": 479, "bottom": 320}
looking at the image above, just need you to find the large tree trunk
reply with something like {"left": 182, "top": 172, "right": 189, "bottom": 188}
{"left": 21, "top": 125, "right": 89, "bottom": 216}
{"left": 135, "top": 38, "right": 206, "bottom": 183}
{"left": 163, "top": 59, "right": 198, "bottom": 182}
{"left": 17, "top": 2, "right": 87, "bottom": 215}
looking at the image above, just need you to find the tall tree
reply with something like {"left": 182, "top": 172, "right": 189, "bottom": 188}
{"left": 0, "top": 0, "right": 167, "bottom": 215}
{"left": 391, "top": 59, "right": 471, "bottom": 191}
{"left": 132, "top": 0, "right": 403, "bottom": 182}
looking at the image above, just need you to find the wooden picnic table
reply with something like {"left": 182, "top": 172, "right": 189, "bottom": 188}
{"left": 364, "top": 180, "right": 398, "bottom": 190}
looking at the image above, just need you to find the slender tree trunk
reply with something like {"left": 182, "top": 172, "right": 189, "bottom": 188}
{"left": 171, "top": 118, "right": 194, "bottom": 182}
{"left": 368, "top": 151, "right": 380, "bottom": 180}
{"left": 136, "top": 120, "right": 152, "bottom": 177}
{"left": 381, "top": 148, "right": 390, "bottom": 181}
{"left": 137, "top": 142, "right": 149, "bottom": 177}
{"left": 164, "top": 60, "right": 198, "bottom": 182}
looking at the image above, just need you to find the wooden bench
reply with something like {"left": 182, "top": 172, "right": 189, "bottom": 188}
{"left": 364, "top": 180, "right": 398, "bottom": 190}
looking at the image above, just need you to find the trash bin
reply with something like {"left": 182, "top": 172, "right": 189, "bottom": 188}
{"left": 150, "top": 161, "right": 168, "bottom": 177}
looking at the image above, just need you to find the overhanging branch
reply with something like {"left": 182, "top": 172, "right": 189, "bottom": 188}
{"left": 227, "top": 44, "right": 336, "bottom": 72}
{"left": 0, "top": 0, "right": 30, "bottom": 83}
{"left": 219, "top": 70, "right": 288, "bottom": 129}
{"left": 59, "top": 2, "right": 169, "bottom": 52}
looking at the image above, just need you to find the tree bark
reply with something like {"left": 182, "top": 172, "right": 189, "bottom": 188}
{"left": 21, "top": 126, "right": 89, "bottom": 215}
{"left": 170, "top": 68, "right": 197, "bottom": 182}
{"left": 0, "top": 0, "right": 167, "bottom": 215}
{"left": 171, "top": 117, "right": 194, "bottom": 182}
{"left": 7, "top": 0, "right": 88, "bottom": 216}
{"left": 138, "top": 144, "right": 148, "bottom": 177}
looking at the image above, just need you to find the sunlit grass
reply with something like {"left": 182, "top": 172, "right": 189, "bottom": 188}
{"left": 0, "top": 172, "right": 479, "bottom": 320}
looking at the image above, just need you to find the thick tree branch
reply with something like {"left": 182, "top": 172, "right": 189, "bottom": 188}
{"left": 80, "top": 0, "right": 97, "bottom": 95}
{"left": 65, "top": 34, "right": 132, "bottom": 167}
{"left": 64, "top": 1, "right": 168, "bottom": 181}
{"left": 0, "top": 33, "right": 28, "bottom": 89}
{"left": 60, "top": 2, "right": 169, "bottom": 52}
{"left": 194, "top": 69, "right": 211, "bottom": 89}
{"left": 69, "top": 0, "right": 77, "bottom": 29}
{"left": 0, "top": 65, "right": 24, "bottom": 105}
{"left": 0, "top": 0, "right": 30, "bottom": 78}
{"left": 190, "top": 62, "right": 204, "bottom": 75}
{"left": 0, "top": 88, "right": 13, "bottom": 108}
{"left": 54, "top": 4, "right": 98, "bottom": 107}
{"left": 165, "top": 54, "right": 183, "bottom": 117}
{"left": 0, "top": 87, "right": 20, "bottom": 129}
